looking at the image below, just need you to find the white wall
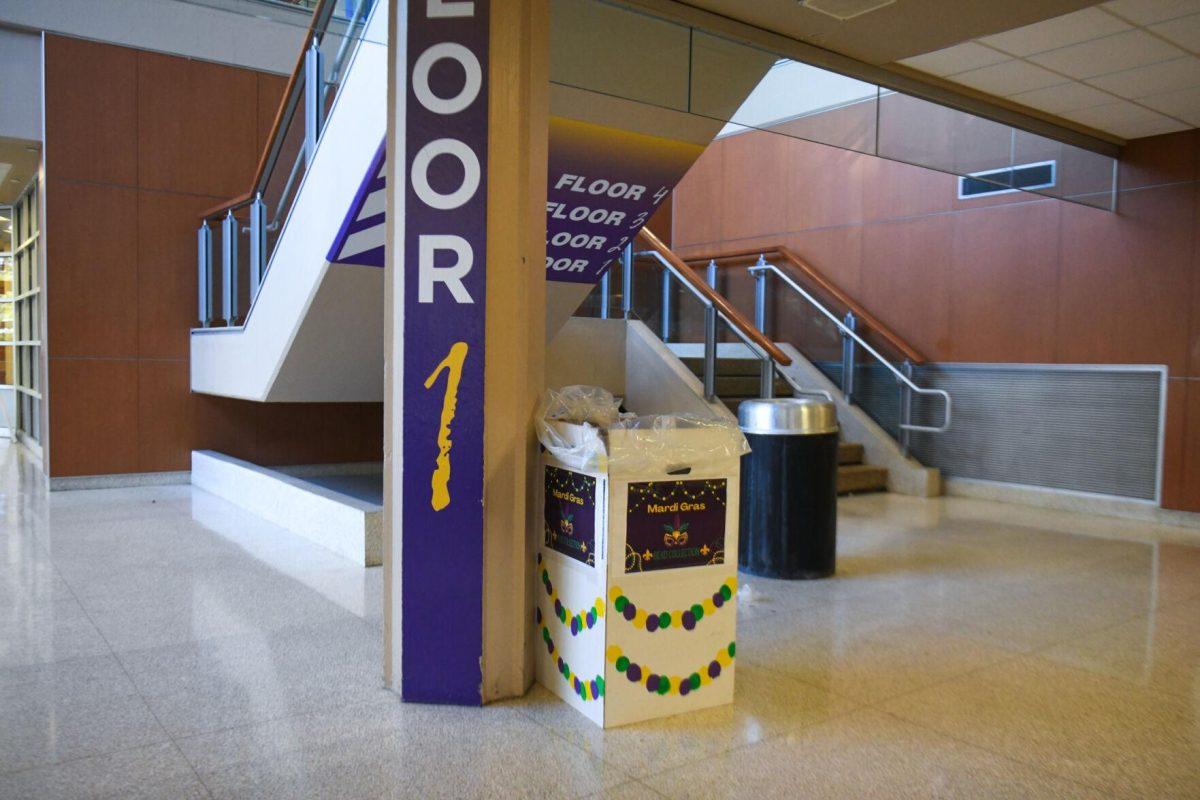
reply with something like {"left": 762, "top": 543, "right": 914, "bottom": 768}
{"left": 0, "top": 0, "right": 308, "bottom": 74}
{"left": 0, "top": 27, "right": 42, "bottom": 141}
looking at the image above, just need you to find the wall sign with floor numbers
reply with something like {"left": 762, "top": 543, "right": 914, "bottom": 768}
{"left": 401, "top": 0, "right": 489, "bottom": 706}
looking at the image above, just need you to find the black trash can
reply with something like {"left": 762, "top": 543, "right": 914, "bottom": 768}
{"left": 738, "top": 397, "right": 839, "bottom": 579}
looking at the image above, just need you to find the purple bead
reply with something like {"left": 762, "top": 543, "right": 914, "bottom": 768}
{"left": 708, "top": 660, "right": 721, "bottom": 679}
{"left": 536, "top": 553, "right": 542, "bottom": 564}
{"left": 554, "top": 599, "right": 563, "bottom": 617}
{"left": 712, "top": 592, "right": 724, "bottom": 608}
{"left": 682, "top": 611, "right": 696, "bottom": 630}
{"left": 627, "top": 663, "right": 642, "bottom": 682}
{"left": 589, "top": 680, "right": 599, "bottom": 698}
{"left": 545, "top": 639, "right": 553, "bottom": 653}
{"left": 646, "top": 674, "right": 659, "bottom": 693}
{"left": 645, "top": 614, "right": 659, "bottom": 633}
{"left": 679, "top": 680, "right": 691, "bottom": 696}
{"left": 557, "top": 657, "right": 565, "bottom": 672}
{"left": 623, "top": 603, "right": 637, "bottom": 621}
{"left": 570, "top": 618, "right": 579, "bottom": 635}
{"left": 535, "top": 607, "right": 542, "bottom": 624}
{"left": 573, "top": 677, "right": 581, "bottom": 693}
{"left": 586, "top": 611, "right": 595, "bottom": 627}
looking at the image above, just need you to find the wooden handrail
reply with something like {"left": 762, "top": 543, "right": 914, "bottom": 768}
{"left": 682, "top": 245, "right": 926, "bottom": 364}
{"left": 636, "top": 229, "right": 792, "bottom": 367}
{"left": 198, "top": 0, "right": 332, "bottom": 221}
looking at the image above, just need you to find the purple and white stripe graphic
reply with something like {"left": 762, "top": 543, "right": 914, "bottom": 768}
{"left": 327, "top": 138, "right": 387, "bottom": 268}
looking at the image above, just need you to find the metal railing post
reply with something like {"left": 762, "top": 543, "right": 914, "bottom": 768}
{"left": 706, "top": 259, "right": 717, "bottom": 289}
{"left": 841, "top": 310, "right": 857, "bottom": 404}
{"left": 621, "top": 243, "right": 633, "bottom": 319}
{"left": 598, "top": 270, "right": 610, "bottom": 319}
{"left": 900, "top": 360, "right": 914, "bottom": 456}
{"left": 703, "top": 305, "right": 717, "bottom": 401}
{"left": 197, "top": 222, "right": 212, "bottom": 327}
{"left": 660, "top": 269, "right": 672, "bottom": 341}
{"left": 752, "top": 257, "right": 773, "bottom": 398}
{"left": 304, "top": 40, "right": 325, "bottom": 166}
{"left": 221, "top": 210, "right": 239, "bottom": 324}
{"left": 249, "top": 193, "right": 267, "bottom": 303}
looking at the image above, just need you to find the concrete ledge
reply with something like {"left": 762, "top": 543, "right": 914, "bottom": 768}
{"left": 946, "top": 477, "right": 1200, "bottom": 535}
{"left": 50, "top": 471, "right": 191, "bottom": 492}
{"left": 191, "top": 451, "right": 382, "bottom": 566}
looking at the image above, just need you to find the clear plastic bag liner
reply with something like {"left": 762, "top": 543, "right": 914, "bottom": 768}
{"left": 605, "top": 414, "right": 750, "bottom": 475}
{"left": 537, "top": 388, "right": 750, "bottom": 474}
{"left": 535, "top": 386, "right": 627, "bottom": 471}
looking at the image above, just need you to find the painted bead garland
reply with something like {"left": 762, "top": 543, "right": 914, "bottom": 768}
{"left": 608, "top": 577, "right": 736, "bottom": 632}
{"left": 538, "top": 607, "right": 605, "bottom": 701}
{"left": 605, "top": 642, "right": 735, "bottom": 697}
{"left": 537, "top": 553, "right": 604, "bottom": 636}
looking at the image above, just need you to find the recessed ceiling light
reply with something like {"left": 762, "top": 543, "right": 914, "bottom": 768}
{"left": 800, "top": 0, "right": 897, "bottom": 21}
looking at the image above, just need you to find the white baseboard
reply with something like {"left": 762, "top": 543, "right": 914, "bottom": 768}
{"left": 945, "top": 477, "right": 1200, "bottom": 534}
{"left": 191, "top": 451, "right": 382, "bottom": 566}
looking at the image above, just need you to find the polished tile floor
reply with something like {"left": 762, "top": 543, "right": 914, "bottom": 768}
{"left": 2, "top": 441, "right": 1198, "bottom": 799}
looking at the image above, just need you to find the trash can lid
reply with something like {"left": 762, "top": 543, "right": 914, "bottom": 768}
{"left": 739, "top": 397, "right": 838, "bottom": 435}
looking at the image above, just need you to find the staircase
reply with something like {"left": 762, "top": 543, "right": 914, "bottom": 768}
{"left": 681, "top": 357, "right": 888, "bottom": 494}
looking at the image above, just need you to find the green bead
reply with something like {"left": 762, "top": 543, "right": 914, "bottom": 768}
{"left": 657, "top": 677, "right": 670, "bottom": 695}
{"left": 558, "top": 607, "right": 567, "bottom": 622}
{"left": 615, "top": 656, "right": 629, "bottom": 672}
{"left": 542, "top": 627, "right": 550, "bottom": 642}
{"left": 719, "top": 584, "right": 733, "bottom": 601}
{"left": 658, "top": 612, "right": 671, "bottom": 629}
{"left": 561, "top": 663, "right": 569, "bottom": 677}
{"left": 728, "top": 642, "right": 736, "bottom": 658}
{"left": 691, "top": 603, "right": 704, "bottom": 621}
{"left": 689, "top": 673, "right": 701, "bottom": 690}
{"left": 597, "top": 677, "right": 605, "bottom": 696}
{"left": 541, "top": 569, "right": 548, "bottom": 582}
{"left": 614, "top": 596, "right": 627, "bottom": 613}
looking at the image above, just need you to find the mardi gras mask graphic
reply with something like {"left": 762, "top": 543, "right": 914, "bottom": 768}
{"left": 662, "top": 514, "right": 689, "bottom": 547}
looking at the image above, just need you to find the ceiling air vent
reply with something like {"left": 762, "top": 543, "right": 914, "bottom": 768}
{"left": 800, "top": 0, "right": 897, "bottom": 21}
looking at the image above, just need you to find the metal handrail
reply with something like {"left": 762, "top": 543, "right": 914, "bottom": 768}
{"left": 750, "top": 260, "right": 952, "bottom": 434}
{"left": 634, "top": 248, "right": 786, "bottom": 402}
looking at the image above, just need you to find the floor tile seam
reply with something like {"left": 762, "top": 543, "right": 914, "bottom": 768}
{"left": 1014, "top": 648, "right": 1200, "bottom": 707}
{"left": 506, "top": 703, "right": 644, "bottom": 784}
{"left": 165, "top": 692, "right": 388, "bottom": 750}
{"left": 848, "top": 646, "right": 1027, "bottom": 711}
{"left": 727, "top": 658, "right": 868, "bottom": 707}
{"left": 869, "top": 707, "right": 1127, "bottom": 800}
{"left": 0, "top": 740, "right": 184, "bottom": 780}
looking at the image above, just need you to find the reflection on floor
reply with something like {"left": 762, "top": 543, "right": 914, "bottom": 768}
{"left": 1, "top": 440, "right": 1197, "bottom": 799}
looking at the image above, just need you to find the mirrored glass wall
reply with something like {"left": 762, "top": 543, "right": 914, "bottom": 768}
{"left": 550, "top": 0, "right": 1117, "bottom": 210}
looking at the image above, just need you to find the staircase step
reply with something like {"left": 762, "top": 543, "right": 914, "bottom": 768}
{"left": 837, "top": 464, "right": 888, "bottom": 495}
{"left": 838, "top": 442, "right": 864, "bottom": 465}
{"left": 714, "top": 376, "right": 793, "bottom": 397}
{"left": 681, "top": 357, "right": 763, "bottom": 378}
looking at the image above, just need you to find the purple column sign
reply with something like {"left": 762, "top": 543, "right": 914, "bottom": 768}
{"left": 401, "top": 0, "right": 489, "bottom": 705}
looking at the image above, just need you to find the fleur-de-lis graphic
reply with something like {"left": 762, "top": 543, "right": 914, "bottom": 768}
{"left": 662, "top": 514, "right": 689, "bottom": 547}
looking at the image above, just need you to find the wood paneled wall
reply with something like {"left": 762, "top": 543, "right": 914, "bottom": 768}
{"left": 43, "top": 35, "right": 383, "bottom": 478}
{"left": 671, "top": 126, "right": 1200, "bottom": 513}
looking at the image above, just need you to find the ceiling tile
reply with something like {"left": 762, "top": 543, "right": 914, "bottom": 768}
{"left": 1008, "top": 82, "right": 1118, "bottom": 114}
{"left": 949, "top": 60, "right": 1065, "bottom": 96}
{"left": 1029, "top": 29, "right": 1184, "bottom": 78}
{"left": 1086, "top": 55, "right": 1200, "bottom": 97}
{"left": 1138, "top": 84, "right": 1200, "bottom": 118}
{"left": 897, "top": 42, "right": 1009, "bottom": 77}
{"left": 1061, "top": 99, "right": 1188, "bottom": 137}
{"left": 981, "top": 8, "right": 1131, "bottom": 57}
{"left": 1150, "top": 14, "right": 1200, "bottom": 52}
{"left": 1103, "top": 0, "right": 1200, "bottom": 25}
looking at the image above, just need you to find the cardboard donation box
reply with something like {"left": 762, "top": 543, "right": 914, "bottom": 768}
{"left": 536, "top": 414, "right": 745, "bottom": 728}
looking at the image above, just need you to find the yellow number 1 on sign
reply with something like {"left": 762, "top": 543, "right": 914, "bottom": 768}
{"left": 423, "top": 341, "right": 469, "bottom": 511}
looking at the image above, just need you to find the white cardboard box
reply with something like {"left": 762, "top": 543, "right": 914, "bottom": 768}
{"left": 536, "top": 424, "right": 741, "bottom": 728}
